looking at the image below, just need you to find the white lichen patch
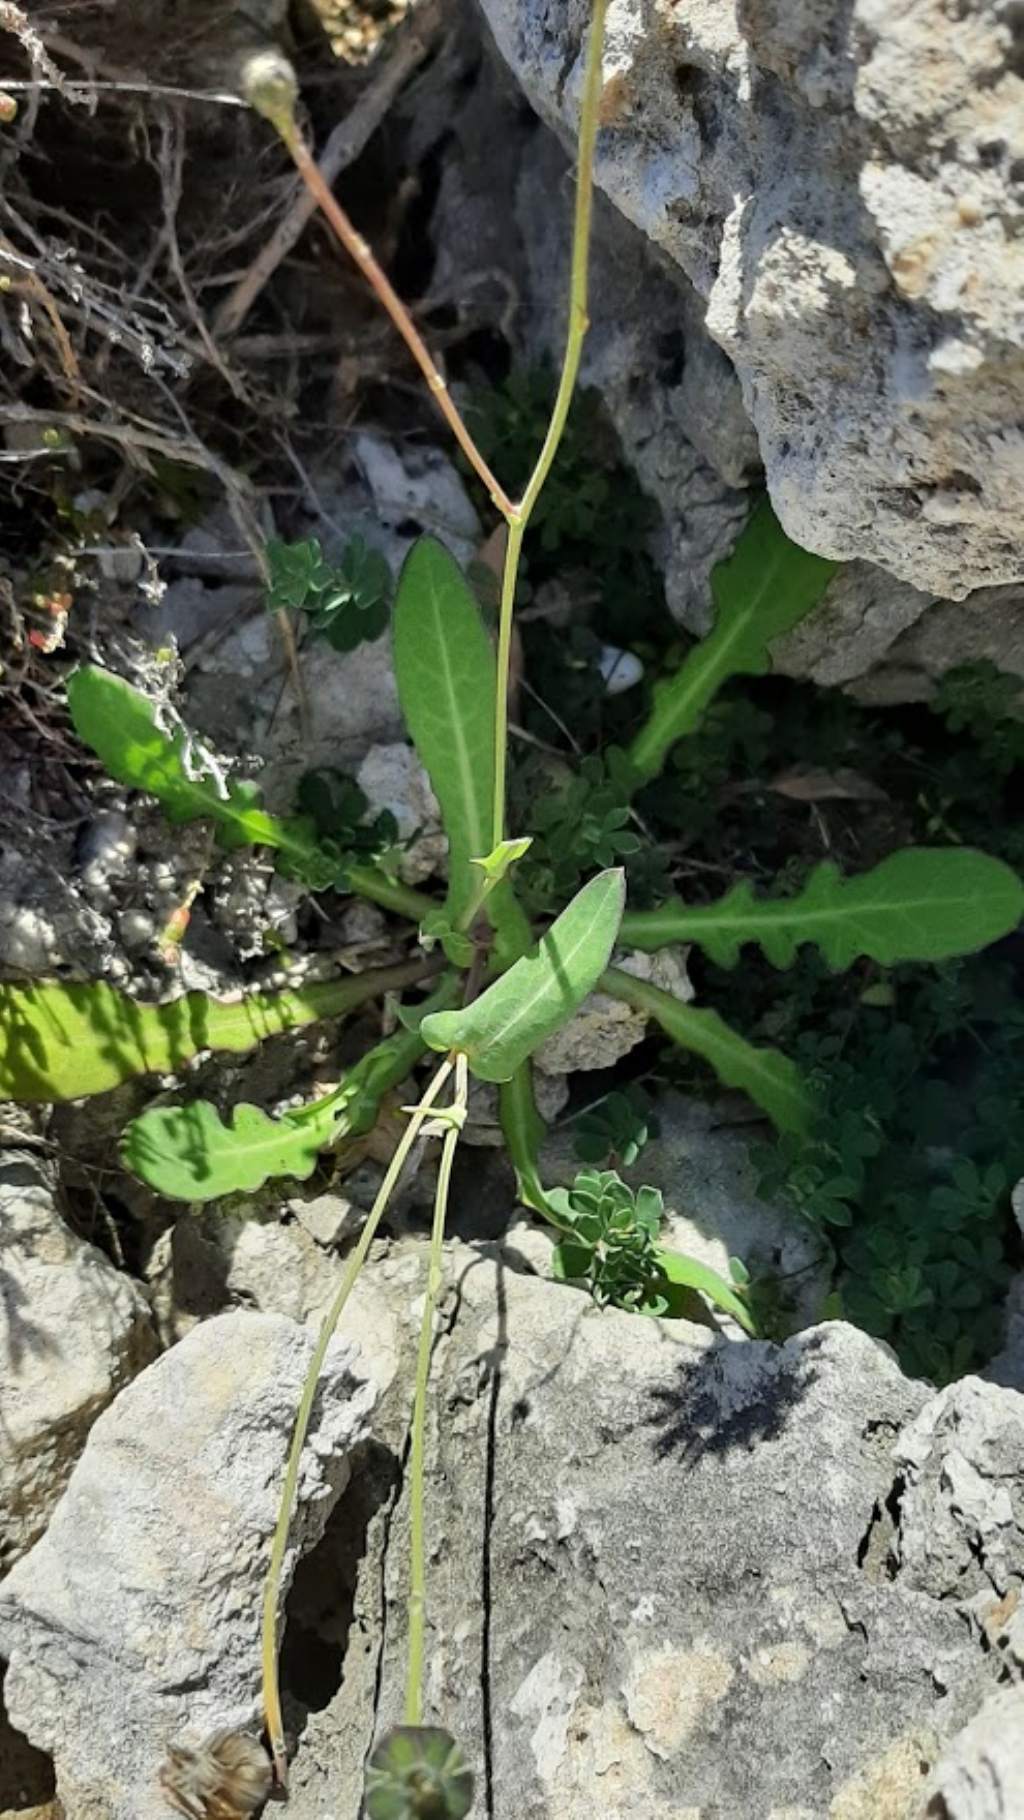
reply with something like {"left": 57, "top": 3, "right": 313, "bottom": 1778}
{"left": 623, "top": 1643, "right": 735, "bottom": 1759}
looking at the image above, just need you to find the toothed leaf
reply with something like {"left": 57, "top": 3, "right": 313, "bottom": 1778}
{"left": 0, "top": 963, "right": 427, "bottom": 1103}
{"left": 621, "top": 850, "right": 1024, "bottom": 970}
{"left": 601, "top": 967, "right": 813, "bottom": 1135}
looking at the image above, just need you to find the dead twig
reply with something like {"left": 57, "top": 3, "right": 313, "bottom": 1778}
{"left": 156, "top": 109, "right": 248, "bottom": 403}
{"left": 0, "top": 4, "right": 75, "bottom": 95}
{"left": 214, "top": 0, "right": 444, "bottom": 339}
{"left": 0, "top": 77, "right": 248, "bottom": 108}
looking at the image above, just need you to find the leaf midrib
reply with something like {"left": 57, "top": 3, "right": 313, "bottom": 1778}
{"left": 426, "top": 563, "right": 490, "bottom": 867}
{"left": 465, "top": 880, "right": 614, "bottom": 1055}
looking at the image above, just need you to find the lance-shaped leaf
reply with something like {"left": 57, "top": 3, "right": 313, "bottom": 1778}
{"left": 393, "top": 538, "right": 496, "bottom": 927}
{"left": 653, "top": 1247, "right": 758, "bottom": 1334}
{"left": 66, "top": 666, "right": 429, "bottom": 916}
{"left": 601, "top": 966, "right": 814, "bottom": 1135}
{"left": 121, "top": 982, "right": 455, "bottom": 1199}
{"left": 0, "top": 961, "right": 430, "bottom": 1103}
{"left": 620, "top": 849, "right": 1024, "bottom": 970}
{"left": 627, "top": 500, "right": 839, "bottom": 781}
{"left": 422, "top": 870, "right": 626, "bottom": 1082}
{"left": 392, "top": 538, "right": 531, "bottom": 961}
{"left": 66, "top": 665, "right": 329, "bottom": 875}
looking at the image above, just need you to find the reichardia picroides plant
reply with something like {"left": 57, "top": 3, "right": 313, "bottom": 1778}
{"left": 4, "top": 4, "right": 1024, "bottom": 1813}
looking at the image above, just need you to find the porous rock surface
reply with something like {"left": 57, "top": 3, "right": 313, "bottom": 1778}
{"left": 475, "top": 0, "right": 1024, "bottom": 601}
{"left": 0, "top": 1310, "right": 384, "bottom": 1820}
{"left": 922, "top": 1686, "right": 1024, "bottom": 1818}
{"left": 0, "top": 1152, "right": 156, "bottom": 1570}
{"left": 277, "top": 1243, "right": 1019, "bottom": 1818}
{"left": 3, "top": 1211, "right": 1022, "bottom": 1817}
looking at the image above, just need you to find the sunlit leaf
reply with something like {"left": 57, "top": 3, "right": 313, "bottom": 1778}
{"left": 654, "top": 1246, "right": 757, "bottom": 1334}
{"left": 392, "top": 538, "right": 531, "bottom": 960}
{"left": 121, "top": 983, "right": 455, "bottom": 1199}
{"left": 601, "top": 966, "right": 813, "bottom": 1135}
{"left": 66, "top": 665, "right": 332, "bottom": 882}
{"left": 422, "top": 870, "right": 625, "bottom": 1082}
{"left": 620, "top": 850, "right": 1024, "bottom": 969}
{"left": 627, "top": 500, "right": 838, "bottom": 780}
{"left": 0, "top": 961, "right": 429, "bottom": 1103}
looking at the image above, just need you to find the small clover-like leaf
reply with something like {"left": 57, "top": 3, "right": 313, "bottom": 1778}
{"left": 266, "top": 536, "right": 327, "bottom": 611}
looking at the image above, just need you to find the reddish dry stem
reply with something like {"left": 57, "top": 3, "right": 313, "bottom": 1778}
{"left": 286, "top": 133, "right": 517, "bottom": 522}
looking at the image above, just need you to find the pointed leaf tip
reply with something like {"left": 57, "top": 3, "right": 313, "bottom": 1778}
{"left": 421, "top": 869, "right": 626, "bottom": 1081}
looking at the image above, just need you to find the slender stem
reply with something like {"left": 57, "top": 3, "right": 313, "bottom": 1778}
{"left": 490, "top": 0, "right": 610, "bottom": 845}
{"left": 491, "top": 520, "right": 526, "bottom": 849}
{"left": 261, "top": 1056, "right": 453, "bottom": 1787}
{"left": 282, "top": 132, "right": 515, "bottom": 521}
{"left": 405, "top": 1053, "right": 468, "bottom": 1726}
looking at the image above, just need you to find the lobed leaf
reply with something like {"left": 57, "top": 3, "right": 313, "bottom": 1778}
{"left": 121, "top": 984, "right": 455, "bottom": 1199}
{"left": 422, "top": 870, "right": 626, "bottom": 1082}
{"left": 0, "top": 962, "right": 430, "bottom": 1103}
{"left": 627, "top": 500, "right": 839, "bottom": 781}
{"left": 620, "top": 849, "right": 1024, "bottom": 970}
{"left": 121, "top": 1096, "right": 340, "bottom": 1200}
{"left": 600, "top": 966, "right": 814, "bottom": 1135}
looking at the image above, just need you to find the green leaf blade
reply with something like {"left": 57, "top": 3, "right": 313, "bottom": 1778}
{"left": 120, "top": 979, "right": 456, "bottom": 1199}
{"left": 66, "top": 666, "right": 327, "bottom": 879}
{"left": 654, "top": 1246, "right": 758, "bottom": 1334}
{"left": 601, "top": 966, "right": 814, "bottom": 1135}
{"left": 422, "top": 870, "right": 626, "bottom": 1082}
{"left": 392, "top": 539, "right": 497, "bottom": 930}
{"left": 121, "top": 1098, "right": 333, "bottom": 1200}
{"left": 0, "top": 963, "right": 429, "bottom": 1103}
{"left": 621, "top": 850, "right": 1024, "bottom": 970}
{"left": 627, "top": 500, "right": 839, "bottom": 781}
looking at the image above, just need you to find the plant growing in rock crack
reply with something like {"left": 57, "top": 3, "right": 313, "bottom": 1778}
{"left": 3, "top": 9, "right": 1024, "bottom": 1816}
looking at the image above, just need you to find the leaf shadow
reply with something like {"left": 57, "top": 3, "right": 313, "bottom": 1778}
{"left": 645, "top": 1328, "right": 826, "bottom": 1465}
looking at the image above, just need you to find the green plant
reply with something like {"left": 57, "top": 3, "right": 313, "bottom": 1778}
{"left": 572, "top": 1084, "right": 657, "bottom": 1169}
{"left": 515, "top": 750, "right": 646, "bottom": 917}
{"left": 751, "top": 955, "right": 1024, "bottom": 1381}
{"left": 6, "top": 11, "right": 1024, "bottom": 1813}
{"left": 548, "top": 1166, "right": 753, "bottom": 1327}
{"left": 267, "top": 532, "right": 392, "bottom": 652}
{"left": 296, "top": 767, "right": 399, "bottom": 864}
{"left": 933, "top": 661, "right": 1024, "bottom": 774}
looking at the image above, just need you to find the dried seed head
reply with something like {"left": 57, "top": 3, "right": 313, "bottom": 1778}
{"left": 241, "top": 50, "right": 299, "bottom": 143}
{"left": 160, "top": 1729, "right": 273, "bottom": 1820}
